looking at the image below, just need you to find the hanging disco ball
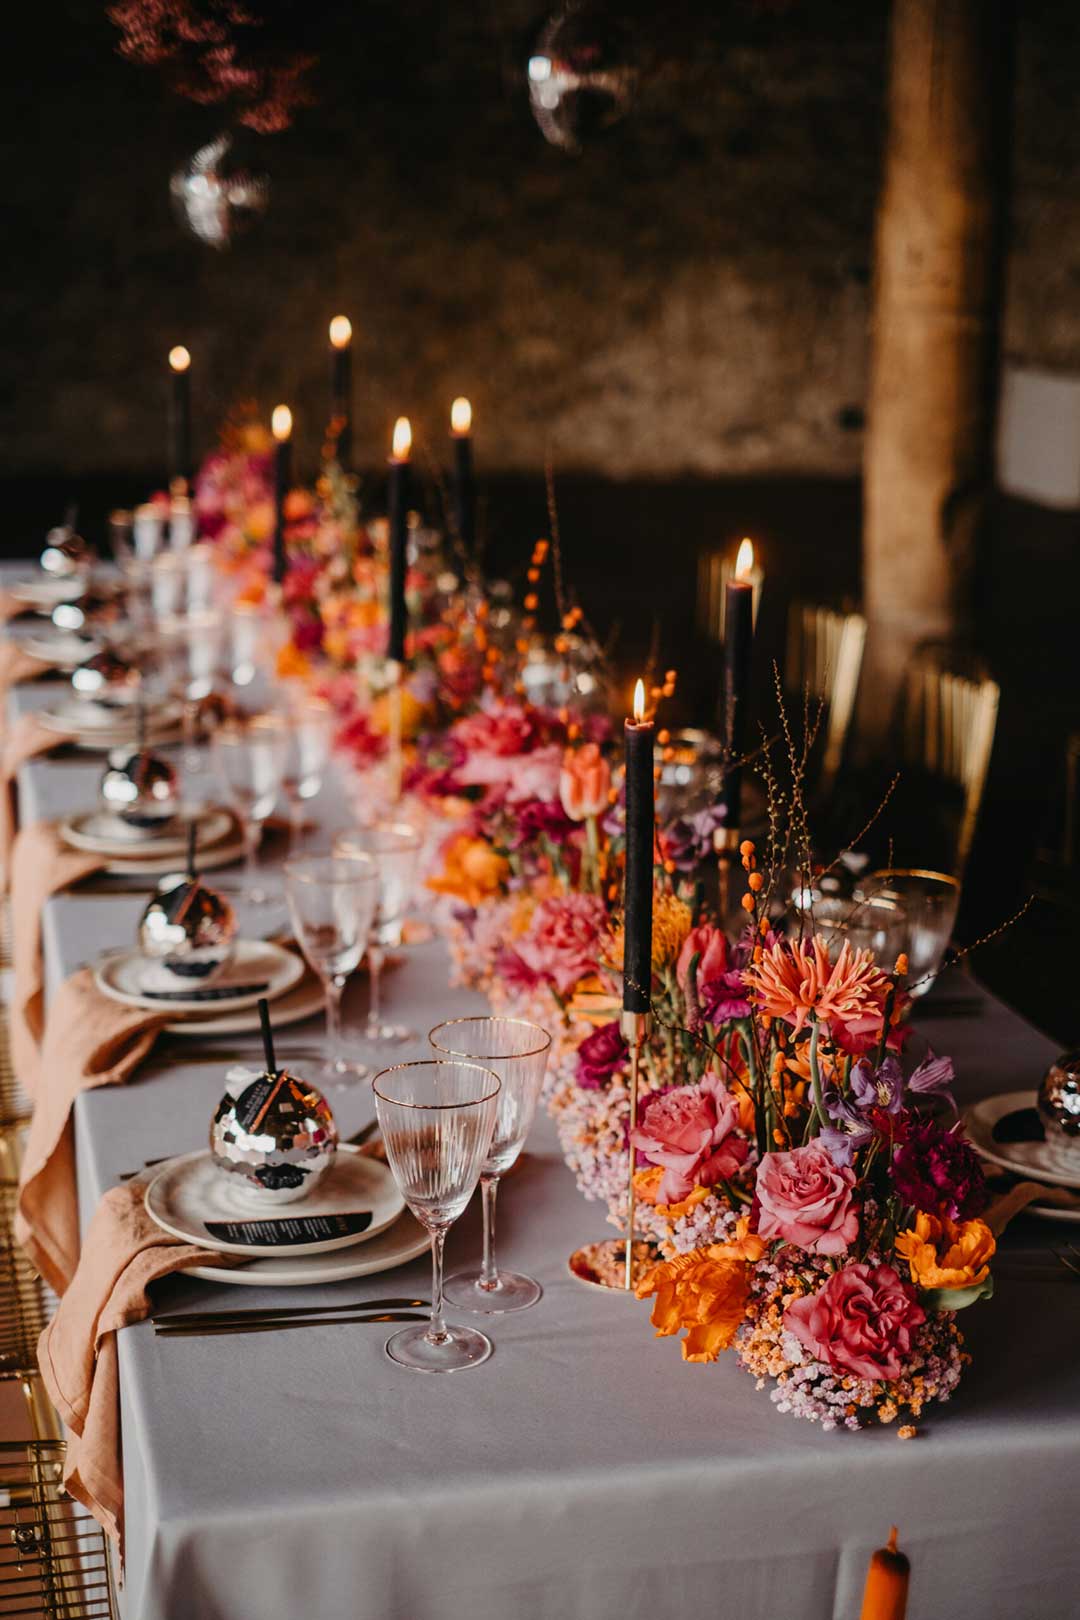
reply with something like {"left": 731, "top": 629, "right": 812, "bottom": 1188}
{"left": 170, "top": 133, "right": 269, "bottom": 249}
{"left": 527, "top": 3, "right": 638, "bottom": 152}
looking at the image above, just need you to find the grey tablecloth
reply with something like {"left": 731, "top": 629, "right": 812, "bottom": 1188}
{"left": 8, "top": 629, "right": 1080, "bottom": 1620}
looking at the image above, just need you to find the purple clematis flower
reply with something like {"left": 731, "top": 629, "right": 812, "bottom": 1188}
{"left": 849, "top": 1055, "right": 905, "bottom": 1117}
{"left": 907, "top": 1050, "right": 957, "bottom": 1111}
{"left": 662, "top": 803, "right": 729, "bottom": 873}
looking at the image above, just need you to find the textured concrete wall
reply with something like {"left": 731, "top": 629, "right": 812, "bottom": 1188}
{"left": 3, "top": 0, "right": 1078, "bottom": 481}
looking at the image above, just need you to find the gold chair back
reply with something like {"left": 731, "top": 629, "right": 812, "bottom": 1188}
{"left": 899, "top": 653, "right": 1000, "bottom": 879}
{"left": 0, "top": 1440, "right": 119, "bottom": 1617}
{"left": 784, "top": 602, "right": 867, "bottom": 793}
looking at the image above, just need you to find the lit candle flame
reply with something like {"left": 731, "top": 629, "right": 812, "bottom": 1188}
{"left": 632, "top": 678, "right": 646, "bottom": 723}
{"left": 168, "top": 346, "right": 191, "bottom": 373}
{"left": 451, "top": 397, "right": 472, "bottom": 435}
{"left": 329, "top": 315, "right": 352, "bottom": 349}
{"left": 735, "top": 537, "right": 755, "bottom": 581}
{"left": 392, "top": 416, "right": 412, "bottom": 461}
{"left": 271, "top": 405, "right": 293, "bottom": 442}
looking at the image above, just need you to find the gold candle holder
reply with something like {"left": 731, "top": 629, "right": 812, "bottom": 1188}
{"left": 567, "top": 1008, "right": 654, "bottom": 1294}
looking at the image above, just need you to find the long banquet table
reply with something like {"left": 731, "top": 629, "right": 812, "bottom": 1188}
{"left": 8, "top": 617, "right": 1080, "bottom": 1620}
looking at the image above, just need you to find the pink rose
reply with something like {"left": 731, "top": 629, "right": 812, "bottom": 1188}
{"left": 755, "top": 1142, "right": 858, "bottom": 1255}
{"left": 632, "top": 1073, "right": 749, "bottom": 1203}
{"left": 784, "top": 1262, "right": 926, "bottom": 1383}
{"left": 515, "top": 892, "right": 608, "bottom": 996}
{"left": 676, "top": 924, "right": 729, "bottom": 991}
{"left": 676, "top": 924, "right": 750, "bottom": 1025}
{"left": 454, "top": 704, "right": 535, "bottom": 758}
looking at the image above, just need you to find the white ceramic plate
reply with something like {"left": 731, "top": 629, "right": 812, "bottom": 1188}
{"left": 95, "top": 938, "right": 303, "bottom": 1016}
{"left": 965, "top": 1090, "right": 1080, "bottom": 1192}
{"left": 8, "top": 576, "right": 87, "bottom": 610}
{"left": 36, "top": 698, "right": 183, "bottom": 748}
{"left": 60, "top": 806, "right": 233, "bottom": 858}
{"left": 166, "top": 973, "right": 324, "bottom": 1037}
{"left": 145, "top": 1146, "right": 405, "bottom": 1257}
{"left": 12, "top": 629, "right": 99, "bottom": 669}
{"left": 186, "top": 1209, "right": 430, "bottom": 1285}
{"left": 97, "top": 833, "right": 246, "bottom": 879}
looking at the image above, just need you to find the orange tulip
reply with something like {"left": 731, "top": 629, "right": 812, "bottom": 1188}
{"left": 895, "top": 1211, "right": 995, "bottom": 1291}
{"left": 559, "top": 742, "right": 611, "bottom": 822}
{"left": 426, "top": 834, "right": 509, "bottom": 908}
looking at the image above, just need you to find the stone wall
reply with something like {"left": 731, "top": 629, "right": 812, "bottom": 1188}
{"left": 4, "top": 0, "right": 1078, "bottom": 480}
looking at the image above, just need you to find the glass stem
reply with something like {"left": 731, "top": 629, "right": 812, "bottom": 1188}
{"left": 479, "top": 1174, "right": 500, "bottom": 1290}
{"left": 428, "top": 1228, "right": 449, "bottom": 1344}
{"left": 287, "top": 796, "right": 303, "bottom": 860}
{"left": 325, "top": 976, "right": 345, "bottom": 1059}
{"left": 366, "top": 944, "right": 384, "bottom": 1038}
{"left": 242, "top": 816, "right": 260, "bottom": 897}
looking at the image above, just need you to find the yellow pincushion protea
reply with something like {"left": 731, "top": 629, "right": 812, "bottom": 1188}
{"left": 611, "top": 893, "right": 693, "bottom": 977}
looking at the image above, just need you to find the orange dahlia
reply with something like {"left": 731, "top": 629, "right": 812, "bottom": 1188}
{"left": 744, "top": 935, "right": 889, "bottom": 1037}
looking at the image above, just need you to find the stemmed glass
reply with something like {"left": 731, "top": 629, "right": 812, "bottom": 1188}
{"left": 284, "top": 852, "right": 379, "bottom": 1086}
{"left": 429, "top": 1016, "right": 551, "bottom": 1313}
{"left": 333, "top": 823, "right": 422, "bottom": 1045}
{"left": 373, "top": 1060, "right": 501, "bottom": 1372}
{"left": 212, "top": 715, "right": 288, "bottom": 904}
{"left": 282, "top": 699, "right": 335, "bottom": 858}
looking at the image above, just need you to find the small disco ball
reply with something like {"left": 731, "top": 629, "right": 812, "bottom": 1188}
{"left": 527, "top": 3, "right": 638, "bottom": 152}
{"left": 211, "top": 1067, "right": 338, "bottom": 1203}
{"left": 170, "top": 133, "right": 269, "bottom": 249}
{"left": 1038, "top": 1050, "right": 1080, "bottom": 1140}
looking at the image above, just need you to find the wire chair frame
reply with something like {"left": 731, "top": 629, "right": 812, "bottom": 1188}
{"left": 898, "top": 653, "right": 1000, "bottom": 880}
{"left": 0, "top": 1440, "right": 119, "bottom": 1618}
{"left": 784, "top": 601, "right": 868, "bottom": 794}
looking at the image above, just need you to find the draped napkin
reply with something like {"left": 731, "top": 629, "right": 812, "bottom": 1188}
{"left": 0, "top": 710, "right": 76, "bottom": 880}
{"left": 9, "top": 821, "right": 108, "bottom": 1095}
{"left": 16, "top": 969, "right": 169, "bottom": 1294}
{"left": 37, "top": 1180, "right": 240, "bottom": 1551}
{"left": 0, "top": 588, "right": 29, "bottom": 625}
{"left": 0, "top": 640, "right": 55, "bottom": 702}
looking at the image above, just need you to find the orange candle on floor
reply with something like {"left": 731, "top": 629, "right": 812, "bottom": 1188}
{"left": 859, "top": 1527, "right": 910, "bottom": 1620}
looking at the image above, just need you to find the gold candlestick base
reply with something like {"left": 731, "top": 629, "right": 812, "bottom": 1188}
{"left": 567, "top": 1239, "right": 659, "bottom": 1293}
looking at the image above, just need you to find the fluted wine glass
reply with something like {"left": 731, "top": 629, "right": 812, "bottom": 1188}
{"left": 212, "top": 714, "right": 288, "bottom": 904}
{"left": 284, "top": 852, "right": 379, "bottom": 1085}
{"left": 429, "top": 1016, "right": 551, "bottom": 1313}
{"left": 373, "top": 1060, "right": 501, "bottom": 1372}
{"left": 282, "top": 698, "right": 335, "bottom": 858}
{"left": 333, "top": 822, "right": 422, "bottom": 1045}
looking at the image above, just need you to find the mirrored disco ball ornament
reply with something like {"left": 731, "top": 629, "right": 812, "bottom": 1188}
{"left": 211, "top": 1066, "right": 338, "bottom": 1203}
{"left": 1038, "top": 1050, "right": 1080, "bottom": 1140}
{"left": 40, "top": 526, "right": 93, "bottom": 578}
{"left": 528, "top": 4, "right": 638, "bottom": 151}
{"left": 101, "top": 748, "right": 180, "bottom": 828}
{"left": 170, "top": 133, "right": 269, "bottom": 249}
{"left": 138, "top": 871, "right": 237, "bottom": 984}
{"left": 72, "top": 648, "right": 142, "bottom": 705}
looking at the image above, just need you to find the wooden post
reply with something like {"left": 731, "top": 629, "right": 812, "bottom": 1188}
{"left": 860, "top": 0, "right": 1014, "bottom": 742}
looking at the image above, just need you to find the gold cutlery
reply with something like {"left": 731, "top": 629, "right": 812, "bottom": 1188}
{"left": 155, "top": 1311, "right": 427, "bottom": 1338}
{"left": 153, "top": 1296, "right": 427, "bottom": 1328}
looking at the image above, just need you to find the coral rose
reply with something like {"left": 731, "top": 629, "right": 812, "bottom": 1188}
{"left": 635, "top": 1247, "right": 752, "bottom": 1362}
{"left": 559, "top": 742, "right": 611, "bottom": 821}
{"left": 895, "top": 1210, "right": 995, "bottom": 1291}
{"left": 513, "top": 892, "right": 608, "bottom": 996}
{"left": 676, "top": 924, "right": 751, "bottom": 1024}
{"left": 632, "top": 1073, "right": 749, "bottom": 1203}
{"left": 755, "top": 1141, "right": 858, "bottom": 1255}
{"left": 784, "top": 1262, "right": 926, "bottom": 1383}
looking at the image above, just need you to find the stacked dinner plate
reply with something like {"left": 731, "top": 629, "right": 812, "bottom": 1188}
{"left": 143, "top": 1144, "right": 429, "bottom": 1286}
{"left": 965, "top": 1090, "right": 1080, "bottom": 1223}
{"left": 93, "top": 936, "right": 325, "bottom": 1037}
{"left": 59, "top": 802, "right": 245, "bottom": 877}
{"left": 36, "top": 693, "right": 184, "bottom": 751}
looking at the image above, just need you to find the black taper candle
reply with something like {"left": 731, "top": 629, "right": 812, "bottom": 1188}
{"left": 450, "top": 398, "right": 475, "bottom": 552}
{"left": 186, "top": 818, "right": 198, "bottom": 882}
{"left": 258, "top": 997, "right": 278, "bottom": 1078}
{"left": 718, "top": 568, "right": 754, "bottom": 834}
{"left": 271, "top": 405, "right": 293, "bottom": 586}
{"left": 387, "top": 417, "right": 411, "bottom": 663}
{"left": 623, "top": 681, "right": 655, "bottom": 1014}
{"left": 329, "top": 317, "right": 352, "bottom": 470}
{"left": 168, "top": 347, "right": 192, "bottom": 490}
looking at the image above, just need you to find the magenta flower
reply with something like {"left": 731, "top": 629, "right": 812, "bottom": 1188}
{"left": 575, "top": 1022, "right": 628, "bottom": 1090}
{"left": 890, "top": 1116, "right": 987, "bottom": 1220}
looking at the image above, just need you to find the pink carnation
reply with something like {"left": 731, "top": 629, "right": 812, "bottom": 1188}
{"left": 755, "top": 1142, "right": 858, "bottom": 1255}
{"left": 455, "top": 743, "right": 562, "bottom": 804}
{"left": 784, "top": 1262, "right": 926, "bottom": 1383}
{"left": 632, "top": 1073, "right": 749, "bottom": 1203}
{"left": 453, "top": 704, "right": 536, "bottom": 758}
{"left": 513, "top": 892, "right": 608, "bottom": 996}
